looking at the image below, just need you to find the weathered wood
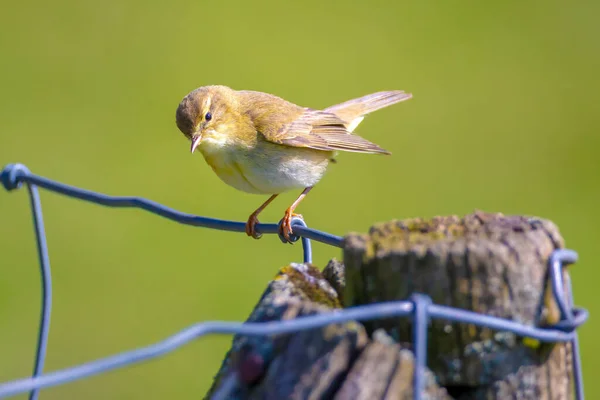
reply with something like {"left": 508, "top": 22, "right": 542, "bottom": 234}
{"left": 205, "top": 211, "right": 576, "bottom": 400}
{"left": 322, "top": 258, "right": 345, "bottom": 305}
{"left": 248, "top": 301, "right": 367, "bottom": 399}
{"left": 335, "top": 330, "right": 452, "bottom": 400}
{"left": 205, "top": 263, "right": 448, "bottom": 400}
{"left": 343, "top": 211, "right": 574, "bottom": 395}
{"left": 455, "top": 340, "right": 574, "bottom": 399}
{"left": 205, "top": 263, "right": 343, "bottom": 399}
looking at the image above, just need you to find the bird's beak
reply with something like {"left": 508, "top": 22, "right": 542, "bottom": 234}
{"left": 190, "top": 133, "right": 202, "bottom": 154}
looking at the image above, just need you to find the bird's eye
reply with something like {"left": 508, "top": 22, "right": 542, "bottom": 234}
{"left": 205, "top": 112, "right": 212, "bottom": 121}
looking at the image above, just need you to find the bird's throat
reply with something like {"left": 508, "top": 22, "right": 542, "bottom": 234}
{"left": 196, "top": 130, "right": 232, "bottom": 157}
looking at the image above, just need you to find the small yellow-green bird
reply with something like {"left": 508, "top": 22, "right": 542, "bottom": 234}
{"left": 175, "top": 85, "right": 412, "bottom": 242}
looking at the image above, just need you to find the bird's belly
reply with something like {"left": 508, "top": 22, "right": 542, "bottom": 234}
{"left": 242, "top": 150, "right": 331, "bottom": 194}
{"left": 205, "top": 158, "right": 262, "bottom": 193}
{"left": 200, "top": 140, "right": 331, "bottom": 194}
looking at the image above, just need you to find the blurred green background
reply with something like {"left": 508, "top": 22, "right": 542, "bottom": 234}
{"left": 1, "top": 0, "right": 598, "bottom": 398}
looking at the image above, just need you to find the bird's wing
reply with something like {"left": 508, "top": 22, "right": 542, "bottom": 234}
{"left": 261, "top": 109, "right": 391, "bottom": 155}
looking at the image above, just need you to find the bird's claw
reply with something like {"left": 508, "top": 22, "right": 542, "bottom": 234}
{"left": 246, "top": 210, "right": 303, "bottom": 243}
{"left": 245, "top": 214, "right": 263, "bottom": 239}
{"left": 279, "top": 211, "right": 302, "bottom": 244}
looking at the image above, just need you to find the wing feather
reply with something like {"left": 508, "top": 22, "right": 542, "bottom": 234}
{"left": 245, "top": 90, "right": 411, "bottom": 155}
{"left": 267, "top": 110, "right": 391, "bottom": 154}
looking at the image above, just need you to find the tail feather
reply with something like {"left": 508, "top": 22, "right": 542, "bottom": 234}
{"left": 324, "top": 90, "right": 412, "bottom": 132}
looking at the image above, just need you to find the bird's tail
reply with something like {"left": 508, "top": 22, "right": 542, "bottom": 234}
{"left": 324, "top": 90, "right": 412, "bottom": 132}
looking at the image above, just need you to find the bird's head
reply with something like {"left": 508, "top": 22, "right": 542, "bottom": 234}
{"left": 175, "top": 85, "right": 241, "bottom": 153}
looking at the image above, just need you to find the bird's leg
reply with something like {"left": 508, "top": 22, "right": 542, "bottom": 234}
{"left": 246, "top": 194, "right": 278, "bottom": 239}
{"left": 280, "top": 187, "right": 313, "bottom": 242}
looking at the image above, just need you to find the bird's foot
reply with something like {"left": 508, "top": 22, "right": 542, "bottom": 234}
{"left": 279, "top": 210, "right": 303, "bottom": 243}
{"left": 245, "top": 213, "right": 263, "bottom": 239}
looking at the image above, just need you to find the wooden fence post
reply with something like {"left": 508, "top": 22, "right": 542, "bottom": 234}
{"left": 205, "top": 211, "right": 575, "bottom": 399}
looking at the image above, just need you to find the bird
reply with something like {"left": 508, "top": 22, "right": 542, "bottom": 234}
{"left": 175, "top": 85, "right": 412, "bottom": 242}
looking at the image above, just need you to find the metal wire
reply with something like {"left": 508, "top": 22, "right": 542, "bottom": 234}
{"left": 0, "top": 163, "right": 588, "bottom": 399}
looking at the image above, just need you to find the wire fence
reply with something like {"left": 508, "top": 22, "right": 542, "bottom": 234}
{"left": 0, "top": 162, "right": 589, "bottom": 400}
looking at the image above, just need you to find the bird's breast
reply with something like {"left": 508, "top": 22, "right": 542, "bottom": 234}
{"left": 197, "top": 131, "right": 332, "bottom": 195}
{"left": 197, "top": 131, "right": 263, "bottom": 194}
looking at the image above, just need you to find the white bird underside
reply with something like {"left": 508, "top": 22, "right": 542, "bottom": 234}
{"left": 198, "top": 131, "right": 332, "bottom": 194}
